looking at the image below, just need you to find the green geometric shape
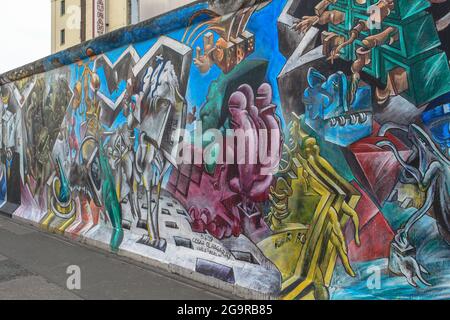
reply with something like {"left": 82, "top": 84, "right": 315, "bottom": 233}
{"left": 99, "top": 143, "right": 124, "bottom": 252}
{"left": 351, "top": 10, "right": 371, "bottom": 39}
{"left": 382, "top": 11, "right": 441, "bottom": 60}
{"left": 333, "top": 0, "right": 350, "bottom": 9}
{"left": 388, "top": 0, "right": 430, "bottom": 20}
{"left": 351, "top": 0, "right": 378, "bottom": 13}
{"left": 382, "top": 50, "right": 450, "bottom": 106}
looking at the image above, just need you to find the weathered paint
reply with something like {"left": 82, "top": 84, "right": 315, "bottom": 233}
{"left": 0, "top": 0, "right": 449, "bottom": 300}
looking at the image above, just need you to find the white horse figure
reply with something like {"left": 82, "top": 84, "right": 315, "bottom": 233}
{"left": 134, "top": 56, "right": 187, "bottom": 250}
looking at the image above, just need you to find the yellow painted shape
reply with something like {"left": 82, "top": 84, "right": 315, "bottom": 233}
{"left": 264, "top": 123, "right": 362, "bottom": 300}
{"left": 258, "top": 225, "right": 309, "bottom": 281}
{"left": 40, "top": 211, "right": 55, "bottom": 230}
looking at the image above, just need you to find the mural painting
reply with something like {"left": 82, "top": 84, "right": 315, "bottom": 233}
{"left": 0, "top": 0, "right": 449, "bottom": 299}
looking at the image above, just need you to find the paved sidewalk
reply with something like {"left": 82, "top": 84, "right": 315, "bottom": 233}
{"left": 0, "top": 214, "right": 235, "bottom": 300}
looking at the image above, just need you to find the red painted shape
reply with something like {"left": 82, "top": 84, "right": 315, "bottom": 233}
{"left": 348, "top": 122, "right": 411, "bottom": 205}
{"left": 345, "top": 182, "right": 395, "bottom": 262}
{"left": 348, "top": 213, "right": 395, "bottom": 262}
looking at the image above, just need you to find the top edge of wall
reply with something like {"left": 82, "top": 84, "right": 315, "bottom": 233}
{"left": 0, "top": 0, "right": 272, "bottom": 86}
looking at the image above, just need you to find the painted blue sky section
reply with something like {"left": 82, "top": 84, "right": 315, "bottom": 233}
{"left": 69, "top": 0, "right": 288, "bottom": 134}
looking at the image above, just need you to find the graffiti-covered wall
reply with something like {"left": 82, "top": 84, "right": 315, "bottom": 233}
{"left": 0, "top": 0, "right": 449, "bottom": 300}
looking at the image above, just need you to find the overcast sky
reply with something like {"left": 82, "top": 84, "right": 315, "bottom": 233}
{"left": 0, "top": 0, "right": 51, "bottom": 74}
{"left": 0, "top": 1, "right": 196, "bottom": 74}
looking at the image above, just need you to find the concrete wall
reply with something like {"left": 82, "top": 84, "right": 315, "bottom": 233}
{"left": 2, "top": 0, "right": 450, "bottom": 300}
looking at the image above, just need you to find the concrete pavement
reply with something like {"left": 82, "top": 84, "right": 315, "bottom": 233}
{"left": 0, "top": 214, "right": 236, "bottom": 300}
